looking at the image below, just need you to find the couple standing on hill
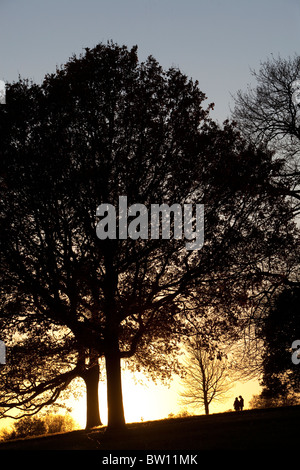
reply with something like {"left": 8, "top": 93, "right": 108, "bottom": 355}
{"left": 234, "top": 396, "right": 244, "bottom": 411}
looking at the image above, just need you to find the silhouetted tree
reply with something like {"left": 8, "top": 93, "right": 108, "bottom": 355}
{"left": 232, "top": 54, "right": 300, "bottom": 217}
{"left": 0, "top": 328, "right": 102, "bottom": 428}
{"left": 0, "top": 413, "right": 77, "bottom": 441}
{"left": 257, "top": 287, "right": 300, "bottom": 399}
{"left": 249, "top": 392, "right": 300, "bottom": 410}
{"left": 0, "top": 42, "right": 297, "bottom": 430}
{"left": 0, "top": 307, "right": 181, "bottom": 428}
{"left": 180, "top": 337, "right": 234, "bottom": 415}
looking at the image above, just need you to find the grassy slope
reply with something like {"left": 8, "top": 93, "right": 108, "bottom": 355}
{"left": 0, "top": 405, "right": 299, "bottom": 450}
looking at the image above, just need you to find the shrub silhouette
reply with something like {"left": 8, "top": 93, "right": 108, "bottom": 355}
{"left": 1, "top": 414, "right": 77, "bottom": 441}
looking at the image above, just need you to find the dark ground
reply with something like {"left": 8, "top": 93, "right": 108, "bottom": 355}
{"left": 0, "top": 405, "right": 299, "bottom": 451}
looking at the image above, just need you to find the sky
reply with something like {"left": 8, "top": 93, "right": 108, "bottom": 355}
{"left": 0, "top": 0, "right": 299, "bottom": 426}
{"left": 73, "top": 368, "right": 260, "bottom": 427}
{"left": 1, "top": 0, "right": 300, "bottom": 124}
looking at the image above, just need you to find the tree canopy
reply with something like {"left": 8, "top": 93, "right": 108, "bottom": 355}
{"left": 258, "top": 286, "right": 300, "bottom": 399}
{"left": 0, "top": 42, "right": 298, "bottom": 429}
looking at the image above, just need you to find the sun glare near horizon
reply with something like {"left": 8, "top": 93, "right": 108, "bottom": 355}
{"left": 73, "top": 371, "right": 184, "bottom": 428}
{"left": 71, "top": 370, "right": 261, "bottom": 429}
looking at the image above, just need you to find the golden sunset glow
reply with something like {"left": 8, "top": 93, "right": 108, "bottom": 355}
{"left": 1, "top": 0, "right": 299, "bottom": 453}
{"left": 72, "top": 370, "right": 261, "bottom": 428}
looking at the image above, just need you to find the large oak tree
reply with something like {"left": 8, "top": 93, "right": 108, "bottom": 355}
{"left": 0, "top": 43, "right": 297, "bottom": 430}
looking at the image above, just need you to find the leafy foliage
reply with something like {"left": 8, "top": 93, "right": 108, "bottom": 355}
{"left": 0, "top": 413, "right": 78, "bottom": 441}
{"left": 0, "top": 42, "right": 298, "bottom": 428}
{"left": 258, "top": 287, "right": 300, "bottom": 398}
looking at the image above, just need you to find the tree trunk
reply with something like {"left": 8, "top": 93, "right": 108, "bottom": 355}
{"left": 83, "top": 362, "right": 102, "bottom": 429}
{"left": 103, "top": 243, "right": 126, "bottom": 431}
{"left": 203, "top": 387, "right": 210, "bottom": 415}
{"left": 105, "top": 339, "right": 126, "bottom": 430}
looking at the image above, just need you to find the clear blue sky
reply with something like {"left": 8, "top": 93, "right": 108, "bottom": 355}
{"left": 1, "top": 0, "right": 300, "bottom": 122}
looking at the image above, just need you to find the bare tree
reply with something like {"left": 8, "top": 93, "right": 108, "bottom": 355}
{"left": 232, "top": 54, "right": 300, "bottom": 146}
{"left": 180, "top": 338, "right": 233, "bottom": 415}
{"left": 232, "top": 54, "right": 300, "bottom": 216}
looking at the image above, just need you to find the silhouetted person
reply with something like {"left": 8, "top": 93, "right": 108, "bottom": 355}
{"left": 234, "top": 397, "right": 239, "bottom": 411}
{"left": 238, "top": 395, "right": 244, "bottom": 411}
